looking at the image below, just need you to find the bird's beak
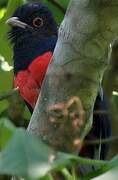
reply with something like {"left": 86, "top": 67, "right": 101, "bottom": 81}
{"left": 6, "top": 17, "right": 28, "bottom": 29}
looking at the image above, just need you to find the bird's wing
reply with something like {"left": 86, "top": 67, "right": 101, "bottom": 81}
{"left": 28, "top": 52, "right": 52, "bottom": 85}
{"left": 14, "top": 70, "right": 39, "bottom": 108}
{"left": 14, "top": 52, "right": 52, "bottom": 108}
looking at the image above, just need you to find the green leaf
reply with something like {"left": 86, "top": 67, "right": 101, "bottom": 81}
{"left": 0, "top": 129, "right": 108, "bottom": 179}
{"left": 108, "top": 155, "right": 118, "bottom": 168}
{"left": 0, "top": 118, "right": 16, "bottom": 149}
{"left": 0, "top": 8, "right": 6, "bottom": 19}
{"left": 92, "top": 167, "right": 118, "bottom": 180}
{"left": 0, "top": 129, "right": 68, "bottom": 179}
{"left": 83, "top": 155, "right": 118, "bottom": 179}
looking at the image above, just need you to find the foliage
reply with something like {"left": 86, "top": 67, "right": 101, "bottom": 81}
{"left": 0, "top": 118, "right": 16, "bottom": 149}
{"left": 0, "top": 128, "right": 118, "bottom": 179}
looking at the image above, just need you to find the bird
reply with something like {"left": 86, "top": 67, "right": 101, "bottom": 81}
{"left": 6, "top": 2, "right": 57, "bottom": 113}
{"left": 6, "top": 2, "right": 111, "bottom": 161}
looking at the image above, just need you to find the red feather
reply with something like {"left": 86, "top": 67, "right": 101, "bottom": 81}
{"left": 14, "top": 52, "right": 52, "bottom": 108}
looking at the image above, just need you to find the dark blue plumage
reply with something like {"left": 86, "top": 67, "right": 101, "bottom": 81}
{"left": 13, "top": 36, "right": 57, "bottom": 74}
{"left": 6, "top": 2, "right": 111, "bottom": 161}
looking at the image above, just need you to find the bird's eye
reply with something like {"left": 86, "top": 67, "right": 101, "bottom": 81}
{"left": 32, "top": 17, "right": 43, "bottom": 28}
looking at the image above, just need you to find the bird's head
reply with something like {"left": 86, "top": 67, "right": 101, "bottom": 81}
{"left": 6, "top": 2, "right": 57, "bottom": 44}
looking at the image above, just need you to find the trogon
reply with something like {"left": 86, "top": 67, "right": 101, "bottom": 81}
{"left": 6, "top": 2, "right": 111, "bottom": 160}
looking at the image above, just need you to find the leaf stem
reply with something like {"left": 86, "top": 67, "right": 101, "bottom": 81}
{"left": 61, "top": 168, "right": 72, "bottom": 180}
{"left": 71, "top": 155, "right": 108, "bottom": 167}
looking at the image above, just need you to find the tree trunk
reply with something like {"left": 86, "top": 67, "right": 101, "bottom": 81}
{"left": 28, "top": 0, "right": 118, "bottom": 154}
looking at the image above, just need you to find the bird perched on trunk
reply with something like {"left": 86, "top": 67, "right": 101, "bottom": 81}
{"left": 6, "top": 2, "right": 111, "bottom": 161}
{"left": 6, "top": 2, "right": 57, "bottom": 113}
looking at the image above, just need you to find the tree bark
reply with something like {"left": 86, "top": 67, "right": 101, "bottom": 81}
{"left": 28, "top": 0, "right": 118, "bottom": 154}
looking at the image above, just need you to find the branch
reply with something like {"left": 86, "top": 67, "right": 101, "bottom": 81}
{"left": 71, "top": 156, "right": 108, "bottom": 167}
{"left": 28, "top": 0, "right": 118, "bottom": 154}
{"left": 0, "top": 87, "right": 19, "bottom": 101}
{"left": 93, "top": 110, "right": 108, "bottom": 115}
{"left": 85, "top": 136, "right": 118, "bottom": 145}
